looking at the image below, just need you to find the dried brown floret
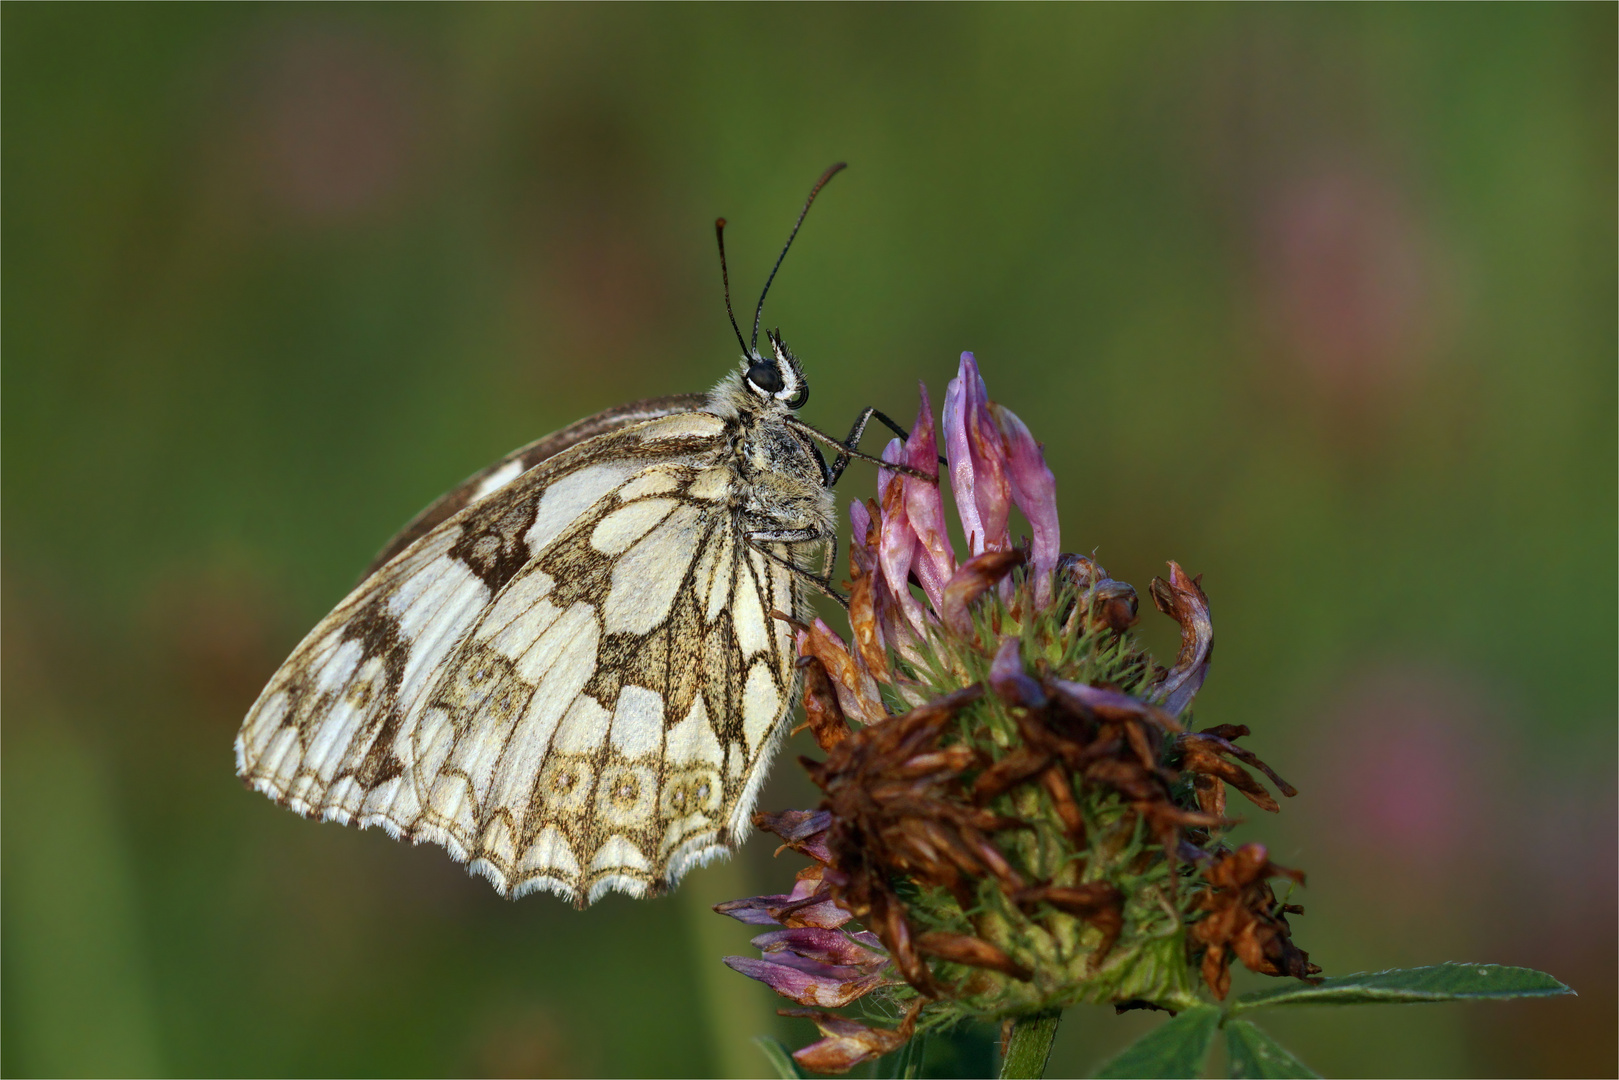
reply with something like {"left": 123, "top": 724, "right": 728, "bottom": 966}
{"left": 1187, "top": 843, "right": 1321, "bottom": 999}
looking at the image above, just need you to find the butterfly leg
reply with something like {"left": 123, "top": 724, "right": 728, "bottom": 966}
{"left": 826, "top": 407, "right": 913, "bottom": 485}
{"left": 745, "top": 528, "right": 848, "bottom": 610}
{"left": 785, "top": 416, "right": 935, "bottom": 486}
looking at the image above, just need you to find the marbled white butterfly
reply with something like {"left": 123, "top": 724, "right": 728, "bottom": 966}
{"left": 235, "top": 164, "right": 930, "bottom": 906}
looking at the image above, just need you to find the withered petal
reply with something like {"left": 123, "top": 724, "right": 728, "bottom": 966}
{"left": 1180, "top": 730, "right": 1298, "bottom": 799}
{"left": 939, "top": 549, "right": 1025, "bottom": 636}
{"left": 1038, "top": 763, "right": 1087, "bottom": 839}
{"left": 800, "top": 619, "right": 888, "bottom": 725}
{"left": 770, "top": 888, "right": 858, "bottom": 930}
{"left": 972, "top": 746, "right": 1052, "bottom": 801}
{"left": 756, "top": 808, "right": 835, "bottom": 862}
{"left": 796, "top": 654, "right": 850, "bottom": 751}
{"left": 847, "top": 559, "right": 893, "bottom": 683}
{"left": 1179, "top": 749, "right": 1280, "bottom": 813}
{"left": 1149, "top": 562, "right": 1213, "bottom": 716}
{"left": 916, "top": 931, "right": 1033, "bottom": 981}
{"left": 784, "top": 1001, "right": 920, "bottom": 1076}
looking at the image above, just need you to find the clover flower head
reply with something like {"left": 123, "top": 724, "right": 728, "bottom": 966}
{"left": 717, "top": 354, "right": 1315, "bottom": 1074}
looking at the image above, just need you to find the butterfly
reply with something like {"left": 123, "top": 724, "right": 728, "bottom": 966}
{"left": 235, "top": 164, "right": 930, "bottom": 906}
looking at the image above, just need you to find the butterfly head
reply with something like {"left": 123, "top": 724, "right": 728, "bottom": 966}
{"left": 743, "top": 330, "right": 809, "bottom": 411}
{"left": 715, "top": 163, "right": 846, "bottom": 418}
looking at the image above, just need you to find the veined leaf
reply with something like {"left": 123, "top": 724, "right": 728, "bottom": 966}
{"left": 1230, "top": 963, "right": 1573, "bottom": 1013}
{"left": 1225, "top": 1020, "right": 1320, "bottom": 1079}
{"left": 1095, "top": 1005, "right": 1221, "bottom": 1079}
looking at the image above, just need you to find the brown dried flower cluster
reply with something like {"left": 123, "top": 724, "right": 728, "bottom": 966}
{"left": 717, "top": 356, "right": 1320, "bottom": 1073}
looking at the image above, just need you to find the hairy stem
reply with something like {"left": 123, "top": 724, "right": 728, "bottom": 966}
{"left": 998, "top": 1008, "right": 1062, "bottom": 1079}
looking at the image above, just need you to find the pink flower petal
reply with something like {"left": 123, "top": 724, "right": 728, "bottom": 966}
{"left": 959, "top": 354, "right": 1012, "bottom": 554}
{"left": 848, "top": 500, "right": 875, "bottom": 577}
{"left": 943, "top": 355, "right": 983, "bottom": 553}
{"left": 902, "top": 383, "right": 955, "bottom": 608}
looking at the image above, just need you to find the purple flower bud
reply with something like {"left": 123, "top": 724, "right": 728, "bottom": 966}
{"left": 751, "top": 926, "right": 889, "bottom": 969}
{"left": 721, "top": 955, "right": 888, "bottom": 1007}
{"left": 990, "top": 401, "right": 1060, "bottom": 606}
{"left": 714, "top": 893, "right": 800, "bottom": 926}
{"left": 770, "top": 874, "right": 858, "bottom": 928}
{"left": 943, "top": 356, "right": 982, "bottom": 553}
{"left": 945, "top": 353, "right": 1012, "bottom": 555}
{"left": 770, "top": 893, "right": 857, "bottom": 930}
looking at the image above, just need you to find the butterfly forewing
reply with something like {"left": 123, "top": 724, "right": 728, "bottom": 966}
{"left": 364, "top": 394, "right": 710, "bottom": 578}
{"left": 237, "top": 409, "right": 808, "bottom": 904}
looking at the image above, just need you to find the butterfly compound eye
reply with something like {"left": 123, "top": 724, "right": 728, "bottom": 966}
{"left": 746, "top": 360, "right": 784, "bottom": 394}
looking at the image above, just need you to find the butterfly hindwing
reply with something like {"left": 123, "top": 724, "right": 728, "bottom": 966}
{"left": 236, "top": 409, "right": 807, "bottom": 904}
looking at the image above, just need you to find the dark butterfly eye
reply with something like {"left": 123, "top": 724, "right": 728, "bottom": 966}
{"left": 746, "top": 360, "right": 783, "bottom": 394}
{"left": 787, "top": 384, "right": 809, "bottom": 410}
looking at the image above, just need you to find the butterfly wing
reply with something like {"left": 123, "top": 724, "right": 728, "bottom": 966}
{"left": 236, "top": 409, "right": 806, "bottom": 904}
{"left": 363, "top": 394, "right": 710, "bottom": 578}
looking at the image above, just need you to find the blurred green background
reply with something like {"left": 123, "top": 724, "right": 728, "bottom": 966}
{"left": 4, "top": 4, "right": 1614, "bottom": 1077}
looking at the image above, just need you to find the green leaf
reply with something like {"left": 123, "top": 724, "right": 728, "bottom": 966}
{"left": 1225, "top": 1020, "right": 1320, "bottom": 1078}
{"left": 754, "top": 1035, "right": 805, "bottom": 1080}
{"left": 1230, "top": 963, "right": 1574, "bottom": 1012}
{"left": 1094, "top": 1005, "right": 1221, "bottom": 1079}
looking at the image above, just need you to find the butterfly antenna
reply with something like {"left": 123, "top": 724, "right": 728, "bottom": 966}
{"left": 714, "top": 218, "right": 750, "bottom": 357}
{"left": 752, "top": 161, "right": 847, "bottom": 353}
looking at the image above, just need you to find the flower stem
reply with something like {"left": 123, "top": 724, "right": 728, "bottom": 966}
{"left": 680, "top": 859, "right": 780, "bottom": 1078}
{"left": 998, "top": 1008, "right": 1062, "bottom": 1079}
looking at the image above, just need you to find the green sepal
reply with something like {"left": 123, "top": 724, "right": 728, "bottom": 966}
{"left": 1094, "top": 1004, "right": 1221, "bottom": 1079}
{"left": 754, "top": 1035, "right": 806, "bottom": 1080}
{"left": 1224, "top": 1019, "right": 1320, "bottom": 1078}
{"left": 1230, "top": 962, "right": 1573, "bottom": 1012}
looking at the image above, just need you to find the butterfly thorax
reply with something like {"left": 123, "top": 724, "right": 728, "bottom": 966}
{"left": 706, "top": 362, "right": 835, "bottom": 590}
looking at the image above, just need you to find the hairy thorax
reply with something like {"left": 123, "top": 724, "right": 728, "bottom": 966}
{"left": 738, "top": 419, "right": 834, "bottom": 533}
